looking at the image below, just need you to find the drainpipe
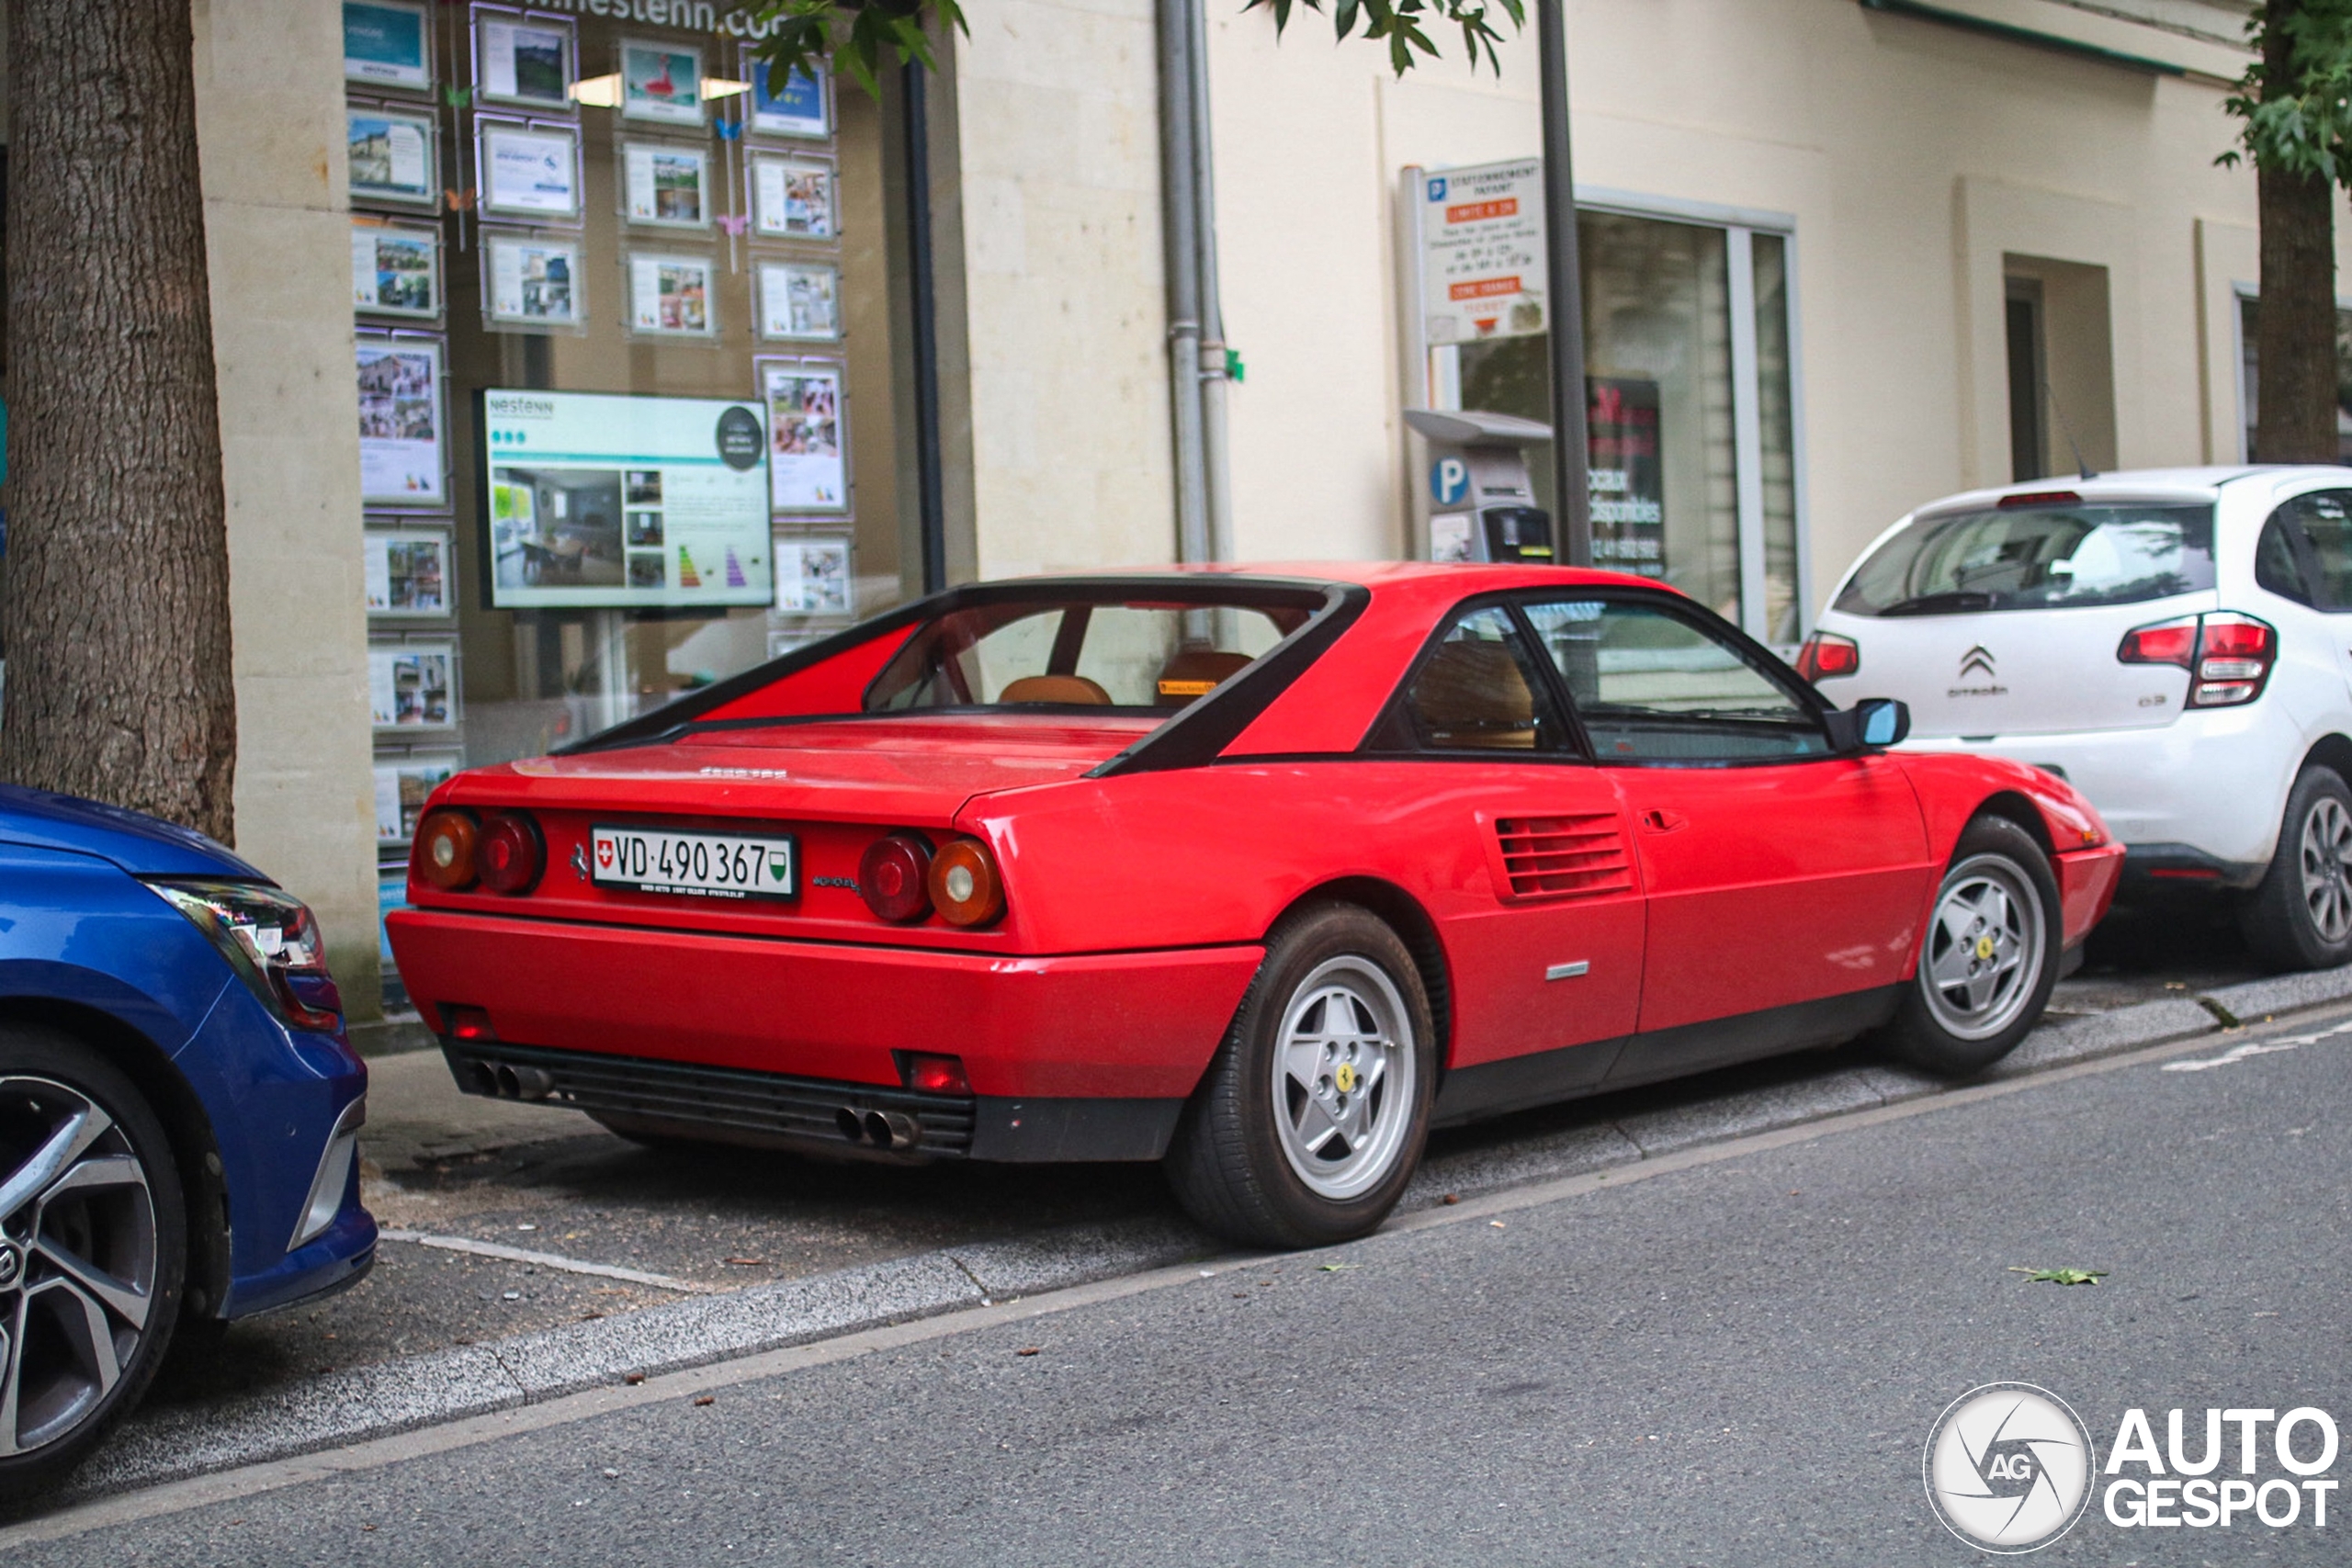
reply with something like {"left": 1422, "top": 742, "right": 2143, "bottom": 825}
{"left": 1185, "top": 0, "right": 1235, "bottom": 562}
{"left": 1159, "top": 0, "right": 1210, "bottom": 565}
{"left": 902, "top": 60, "right": 948, "bottom": 594}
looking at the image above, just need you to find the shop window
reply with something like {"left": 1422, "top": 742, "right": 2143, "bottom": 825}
{"left": 1432, "top": 192, "right": 1805, "bottom": 649}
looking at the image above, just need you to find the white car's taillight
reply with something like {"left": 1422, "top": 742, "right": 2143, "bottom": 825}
{"left": 2117, "top": 611, "right": 2276, "bottom": 707}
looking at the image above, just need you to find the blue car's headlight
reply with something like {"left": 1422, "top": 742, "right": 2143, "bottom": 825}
{"left": 145, "top": 879, "right": 345, "bottom": 1032}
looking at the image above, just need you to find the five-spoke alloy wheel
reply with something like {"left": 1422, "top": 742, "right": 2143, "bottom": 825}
{"left": 1883, "top": 816, "right": 2062, "bottom": 1076}
{"left": 1167, "top": 904, "right": 1434, "bottom": 1248}
{"left": 0, "top": 1029, "right": 184, "bottom": 1498}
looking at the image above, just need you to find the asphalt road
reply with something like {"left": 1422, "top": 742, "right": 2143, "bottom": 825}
{"left": 26, "top": 996, "right": 2351, "bottom": 1564}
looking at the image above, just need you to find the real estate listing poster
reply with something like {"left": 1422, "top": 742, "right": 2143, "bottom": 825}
{"left": 744, "top": 49, "right": 828, "bottom": 138}
{"left": 365, "top": 528, "right": 451, "bottom": 615}
{"left": 368, "top": 643, "right": 457, "bottom": 729}
{"left": 757, "top": 260, "right": 839, "bottom": 342}
{"left": 620, "top": 39, "right": 703, "bottom": 125}
{"left": 356, "top": 338, "right": 447, "bottom": 506}
{"left": 621, "top": 141, "right": 709, "bottom": 229}
{"left": 627, "top": 253, "right": 715, "bottom": 335}
{"left": 352, "top": 223, "right": 440, "bottom": 319}
{"left": 752, "top": 152, "right": 835, "bottom": 242}
{"left": 483, "top": 233, "right": 583, "bottom": 328}
{"left": 763, "top": 363, "right": 846, "bottom": 513}
{"left": 347, "top": 106, "right": 438, "bottom": 209}
{"left": 345, "top": 1, "right": 431, "bottom": 91}
{"left": 476, "top": 11, "right": 572, "bottom": 108}
{"left": 480, "top": 120, "right": 582, "bottom": 220}
{"left": 481, "top": 387, "right": 772, "bottom": 611}
{"left": 774, "top": 535, "right": 852, "bottom": 615}
{"left": 373, "top": 752, "right": 461, "bottom": 842}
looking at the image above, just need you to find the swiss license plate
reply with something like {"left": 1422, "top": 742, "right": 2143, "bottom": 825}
{"left": 590, "top": 827, "right": 797, "bottom": 901}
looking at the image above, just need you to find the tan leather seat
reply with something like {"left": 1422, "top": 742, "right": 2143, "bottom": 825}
{"left": 999, "top": 673, "right": 1113, "bottom": 705}
{"left": 1408, "top": 640, "right": 1538, "bottom": 749}
{"left": 1154, "top": 649, "right": 1253, "bottom": 705}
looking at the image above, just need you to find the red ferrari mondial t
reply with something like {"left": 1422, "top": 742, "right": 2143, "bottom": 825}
{"left": 389, "top": 564, "right": 2120, "bottom": 1246}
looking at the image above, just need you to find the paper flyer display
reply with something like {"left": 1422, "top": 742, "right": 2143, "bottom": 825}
{"left": 481, "top": 387, "right": 773, "bottom": 611}
{"left": 752, "top": 153, "right": 834, "bottom": 241}
{"left": 345, "top": 1, "right": 430, "bottom": 91}
{"left": 348, "top": 107, "right": 436, "bottom": 208}
{"left": 774, "top": 536, "right": 852, "bottom": 615}
{"left": 622, "top": 142, "right": 708, "bottom": 228}
{"left": 356, "top": 339, "right": 447, "bottom": 505}
{"left": 477, "top": 15, "right": 571, "bottom": 108}
{"left": 764, "top": 364, "right": 846, "bottom": 513}
{"left": 628, "top": 253, "right": 714, "bottom": 335}
{"left": 364, "top": 529, "right": 450, "bottom": 615}
{"left": 481, "top": 122, "right": 581, "bottom": 220}
{"left": 746, "top": 51, "right": 828, "bottom": 138}
{"left": 368, "top": 644, "right": 456, "bottom": 729}
{"left": 373, "top": 752, "right": 460, "bottom": 842}
{"left": 757, "top": 260, "right": 839, "bottom": 341}
{"left": 484, "top": 234, "right": 582, "bottom": 328}
{"left": 621, "top": 39, "right": 703, "bottom": 125}
{"left": 352, "top": 224, "right": 438, "bottom": 318}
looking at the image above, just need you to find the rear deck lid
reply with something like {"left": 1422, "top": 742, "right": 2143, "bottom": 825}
{"left": 1822, "top": 496, "right": 2216, "bottom": 738}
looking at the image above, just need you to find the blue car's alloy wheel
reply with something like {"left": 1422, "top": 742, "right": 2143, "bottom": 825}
{"left": 0, "top": 1031, "right": 185, "bottom": 1497}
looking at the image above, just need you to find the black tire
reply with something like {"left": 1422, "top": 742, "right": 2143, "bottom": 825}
{"left": 1164, "top": 904, "right": 1435, "bottom": 1248}
{"left": 2239, "top": 766, "right": 2352, "bottom": 973}
{"left": 0, "top": 1024, "right": 187, "bottom": 1502}
{"left": 1881, "top": 817, "right": 2063, "bottom": 1077}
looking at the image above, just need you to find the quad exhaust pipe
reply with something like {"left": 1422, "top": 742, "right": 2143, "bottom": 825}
{"left": 835, "top": 1107, "right": 920, "bottom": 1150}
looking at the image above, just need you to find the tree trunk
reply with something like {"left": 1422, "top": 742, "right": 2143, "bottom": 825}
{"left": 2256, "top": 0, "right": 2341, "bottom": 464}
{"left": 0, "top": 0, "right": 235, "bottom": 842}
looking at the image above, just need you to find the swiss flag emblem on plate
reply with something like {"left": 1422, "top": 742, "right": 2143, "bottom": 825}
{"left": 595, "top": 840, "right": 614, "bottom": 868}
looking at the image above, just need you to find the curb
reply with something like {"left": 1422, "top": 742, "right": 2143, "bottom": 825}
{"left": 63, "top": 965, "right": 2352, "bottom": 1505}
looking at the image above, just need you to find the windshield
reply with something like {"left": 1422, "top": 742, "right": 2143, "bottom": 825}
{"left": 1833, "top": 502, "right": 2215, "bottom": 616}
{"left": 866, "top": 597, "right": 1300, "bottom": 712}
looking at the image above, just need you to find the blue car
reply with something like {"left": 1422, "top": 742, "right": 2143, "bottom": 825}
{"left": 0, "top": 784, "right": 373, "bottom": 1492}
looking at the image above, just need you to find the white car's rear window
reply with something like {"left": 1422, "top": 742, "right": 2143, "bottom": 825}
{"left": 1834, "top": 502, "right": 2215, "bottom": 617}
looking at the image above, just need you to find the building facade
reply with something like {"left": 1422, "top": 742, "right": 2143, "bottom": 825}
{"left": 0, "top": 0, "right": 2325, "bottom": 1018}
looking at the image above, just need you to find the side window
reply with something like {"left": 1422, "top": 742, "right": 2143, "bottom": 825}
{"left": 1398, "top": 605, "right": 1566, "bottom": 752}
{"left": 2279, "top": 491, "right": 2352, "bottom": 611}
{"left": 1521, "top": 596, "right": 1829, "bottom": 763}
{"left": 2256, "top": 513, "right": 2312, "bottom": 606}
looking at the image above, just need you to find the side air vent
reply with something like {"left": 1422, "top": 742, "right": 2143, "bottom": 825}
{"left": 1492, "top": 814, "right": 1634, "bottom": 901}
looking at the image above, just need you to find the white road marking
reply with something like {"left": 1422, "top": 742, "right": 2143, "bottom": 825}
{"left": 2161, "top": 1015, "right": 2352, "bottom": 1073}
{"left": 379, "top": 1229, "right": 716, "bottom": 1294}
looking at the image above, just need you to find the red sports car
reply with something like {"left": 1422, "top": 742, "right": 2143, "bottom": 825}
{"left": 388, "top": 564, "right": 2121, "bottom": 1246}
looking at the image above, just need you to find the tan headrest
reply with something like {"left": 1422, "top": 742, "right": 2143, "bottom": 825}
{"left": 1000, "top": 673, "right": 1113, "bottom": 705}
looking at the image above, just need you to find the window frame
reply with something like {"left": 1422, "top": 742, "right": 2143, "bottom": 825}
{"left": 2265, "top": 488, "right": 2352, "bottom": 614}
{"left": 1362, "top": 592, "right": 1587, "bottom": 761}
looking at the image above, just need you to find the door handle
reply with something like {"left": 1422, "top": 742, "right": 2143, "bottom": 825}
{"left": 1641, "top": 808, "right": 1688, "bottom": 833}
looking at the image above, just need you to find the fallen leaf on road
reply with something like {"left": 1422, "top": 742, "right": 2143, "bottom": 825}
{"left": 624, "top": 1372, "right": 646, "bottom": 1385}
{"left": 1015, "top": 1346, "right": 1041, "bottom": 1357}
{"left": 2010, "top": 1267, "right": 2107, "bottom": 1286}
{"left": 1442, "top": 1194, "right": 1459, "bottom": 1205}
{"left": 1318, "top": 1263, "right": 1357, "bottom": 1272}
{"left": 1489, "top": 1221, "right": 1507, "bottom": 1230}
{"left": 723, "top": 1258, "right": 766, "bottom": 1267}
{"left": 694, "top": 1395, "right": 716, "bottom": 1406}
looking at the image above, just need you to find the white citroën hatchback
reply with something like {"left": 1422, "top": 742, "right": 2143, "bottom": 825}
{"left": 1800, "top": 466, "right": 2352, "bottom": 972}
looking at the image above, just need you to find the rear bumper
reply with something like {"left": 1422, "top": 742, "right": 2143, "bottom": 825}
{"left": 445, "top": 1039, "right": 1185, "bottom": 1162}
{"left": 385, "top": 908, "right": 1261, "bottom": 1100}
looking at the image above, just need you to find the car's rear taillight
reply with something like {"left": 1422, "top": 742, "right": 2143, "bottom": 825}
{"left": 929, "top": 837, "right": 1006, "bottom": 927}
{"left": 1795, "top": 631, "right": 1860, "bottom": 682}
{"left": 899, "top": 1052, "right": 971, "bottom": 1094}
{"left": 859, "top": 831, "right": 935, "bottom": 921}
{"left": 415, "top": 808, "right": 480, "bottom": 891}
{"left": 477, "top": 811, "right": 546, "bottom": 895}
{"left": 2119, "top": 611, "right": 2276, "bottom": 707}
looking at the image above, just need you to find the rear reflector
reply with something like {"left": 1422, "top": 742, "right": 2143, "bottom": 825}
{"left": 2147, "top": 867, "right": 2222, "bottom": 881}
{"left": 444, "top": 1004, "right": 495, "bottom": 1041}
{"left": 899, "top": 1052, "right": 971, "bottom": 1095}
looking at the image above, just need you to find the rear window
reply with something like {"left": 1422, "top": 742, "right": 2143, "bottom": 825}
{"left": 866, "top": 599, "right": 1296, "bottom": 711}
{"left": 1833, "top": 502, "right": 2215, "bottom": 616}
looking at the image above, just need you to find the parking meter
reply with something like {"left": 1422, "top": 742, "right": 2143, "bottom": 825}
{"left": 1403, "top": 408, "right": 1555, "bottom": 564}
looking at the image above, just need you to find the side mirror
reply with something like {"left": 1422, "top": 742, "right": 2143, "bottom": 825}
{"left": 1826, "top": 697, "right": 1910, "bottom": 752}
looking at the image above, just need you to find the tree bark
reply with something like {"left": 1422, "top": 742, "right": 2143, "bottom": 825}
{"left": 2256, "top": 0, "right": 2342, "bottom": 464}
{"left": 0, "top": 0, "right": 235, "bottom": 841}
